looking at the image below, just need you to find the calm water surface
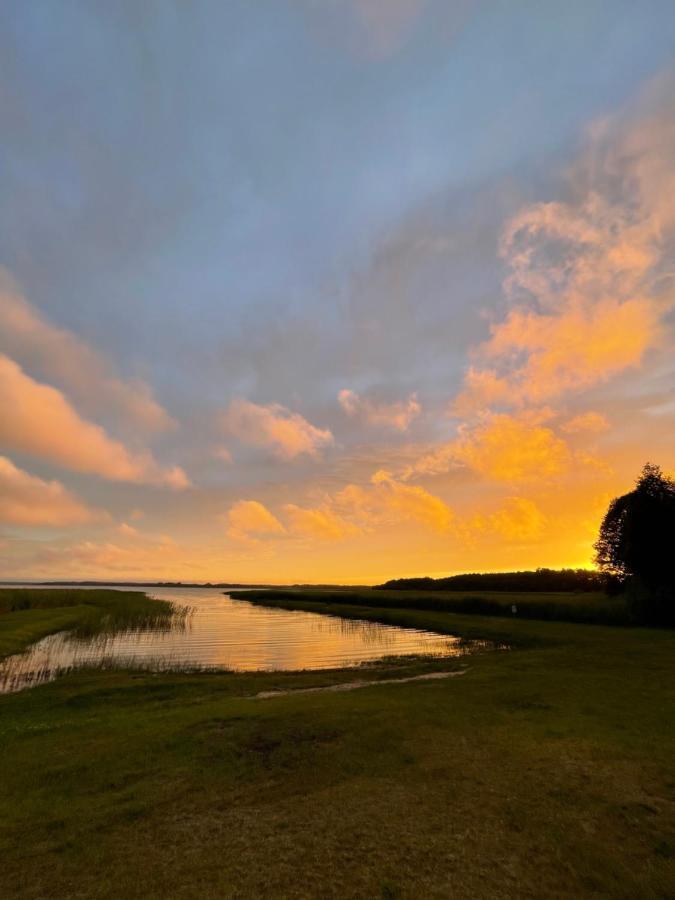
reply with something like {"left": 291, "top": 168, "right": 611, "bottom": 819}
{"left": 0, "top": 586, "right": 470, "bottom": 692}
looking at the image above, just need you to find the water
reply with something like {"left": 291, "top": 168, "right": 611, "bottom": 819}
{"left": 0, "top": 586, "right": 472, "bottom": 693}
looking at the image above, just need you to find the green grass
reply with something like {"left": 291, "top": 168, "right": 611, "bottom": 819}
{"left": 0, "top": 592, "right": 673, "bottom": 898}
{"left": 0, "top": 589, "right": 175, "bottom": 659}
{"left": 233, "top": 586, "right": 634, "bottom": 626}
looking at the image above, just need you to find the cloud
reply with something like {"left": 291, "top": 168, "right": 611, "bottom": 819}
{"left": 117, "top": 522, "right": 140, "bottom": 538}
{"left": 561, "top": 411, "right": 610, "bottom": 434}
{"left": 473, "top": 497, "right": 547, "bottom": 542}
{"left": 337, "top": 469, "right": 453, "bottom": 532}
{"left": 372, "top": 469, "right": 453, "bottom": 530}
{"left": 213, "top": 446, "right": 233, "bottom": 464}
{"left": 226, "top": 500, "right": 286, "bottom": 541}
{"left": 222, "top": 398, "right": 333, "bottom": 460}
{"left": 0, "top": 455, "right": 103, "bottom": 526}
{"left": 298, "top": 0, "right": 429, "bottom": 59}
{"left": 408, "top": 413, "right": 570, "bottom": 482}
{"left": 338, "top": 388, "right": 421, "bottom": 430}
{"left": 0, "top": 274, "right": 174, "bottom": 433}
{"left": 454, "top": 297, "right": 660, "bottom": 411}
{"left": 226, "top": 473, "right": 451, "bottom": 545}
{"left": 36, "top": 533, "right": 179, "bottom": 577}
{"left": 347, "top": 0, "right": 427, "bottom": 57}
{"left": 284, "top": 503, "right": 360, "bottom": 541}
{"left": 416, "top": 77, "right": 675, "bottom": 505}
{"left": 0, "top": 353, "right": 188, "bottom": 487}
{"left": 453, "top": 86, "right": 675, "bottom": 418}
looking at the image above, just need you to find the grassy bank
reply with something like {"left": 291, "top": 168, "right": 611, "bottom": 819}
{"left": 232, "top": 587, "right": 633, "bottom": 626}
{"left": 0, "top": 589, "right": 174, "bottom": 660}
{"left": 0, "top": 592, "right": 673, "bottom": 898}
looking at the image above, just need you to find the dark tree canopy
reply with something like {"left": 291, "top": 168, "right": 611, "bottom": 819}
{"left": 594, "top": 463, "right": 675, "bottom": 624}
{"left": 376, "top": 569, "right": 604, "bottom": 592}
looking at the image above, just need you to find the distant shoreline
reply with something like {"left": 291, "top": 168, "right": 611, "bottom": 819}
{"left": 0, "top": 580, "right": 368, "bottom": 589}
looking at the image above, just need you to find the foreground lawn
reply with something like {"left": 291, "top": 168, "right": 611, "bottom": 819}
{"left": 0, "top": 595, "right": 673, "bottom": 898}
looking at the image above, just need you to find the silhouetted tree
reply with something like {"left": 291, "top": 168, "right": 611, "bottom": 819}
{"left": 595, "top": 463, "right": 675, "bottom": 625}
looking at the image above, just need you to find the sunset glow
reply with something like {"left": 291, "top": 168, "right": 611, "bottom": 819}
{"left": 1, "top": 3, "right": 674, "bottom": 584}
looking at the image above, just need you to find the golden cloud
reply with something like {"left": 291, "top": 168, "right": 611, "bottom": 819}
{"left": 226, "top": 500, "right": 286, "bottom": 541}
{"left": 284, "top": 503, "right": 360, "bottom": 541}
{"left": 454, "top": 85, "right": 675, "bottom": 419}
{"left": 456, "top": 297, "right": 660, "bottom": 409}
{"left": 336, "top": 469, "right": 453, "bottom": 532}
{"left": 408, "top": 413, "right": 570, "bottom": 482}
{"left": 562, "top": 411, "right": 610, "bottom": 434}
{"left": 473, "top": 496, "right": 547, "bottom": 542}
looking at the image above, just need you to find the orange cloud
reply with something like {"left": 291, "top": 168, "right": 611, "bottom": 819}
{"left": 0, "top": 274, "right": 174, "bottom": 433}
{"left": 226, "top": 500, "right": 286, "bottom": 541}
{"left": 562, "top": 411, "right": 610, "bottom": 434}
{"left": 338, "top": 388, "right": 421, "bottom": 430}
{"left": 440, "top": 83, "right": 675, "bottom": 534}
{"left": 458, "top": 297, "right": 659, "bottom": 408}
{"left": 284, "top": 504, "right": 360, "bottom": 541}
{"left": 0, "top": 354, "right": 188, "bottom": 487}
{"left": 372, "top": 470, "right": 453, "bottom": 530}
{"left": 408, "top": 413, "right": 570, "bottom": 482}
{"left": 222, "top": 398, "right": 333, "bottom": 460}
{"left": 0, "top": 455, "right": 103, "bottom": 526}
{"left": 473, "top": 497, "right": 547, "bottom": 542}
{"left": 453, "top": 86, "right": 675, "bottom": 420}
{"left": 336, "top": 469, "right": 453, "bottom": 532}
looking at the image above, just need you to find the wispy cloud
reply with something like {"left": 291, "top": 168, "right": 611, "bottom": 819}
{"left": 347, "top": 0, "right": 427, "bottom": 57}
{"left": 338, "top": 388, "right": 421, "bottom": 431}
{"left": 298, "top": 0, "right": 429, "bottom": 59}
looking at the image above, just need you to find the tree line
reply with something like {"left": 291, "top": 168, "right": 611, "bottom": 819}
{"left": 376, "top": 569, "right": 604, "bottom": 593}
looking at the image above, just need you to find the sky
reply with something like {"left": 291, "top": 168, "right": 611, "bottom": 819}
{"left": 1, "top": 0, "right": 675, "bottom": 584}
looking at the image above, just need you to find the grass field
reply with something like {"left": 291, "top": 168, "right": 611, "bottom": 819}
{"left": 0, "top": 589, "right": 673, "bottom": 898}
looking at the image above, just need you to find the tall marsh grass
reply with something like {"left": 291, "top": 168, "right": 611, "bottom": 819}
{"left": 0, "top": 588, "right": 178, "bottom": 635}
{"left": 235, "top": 588, "right": 635, "bottom": 626}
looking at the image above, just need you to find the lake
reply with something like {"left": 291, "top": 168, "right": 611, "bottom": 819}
{"left": 0, "top": 586, "right": 471, "bottom": 692}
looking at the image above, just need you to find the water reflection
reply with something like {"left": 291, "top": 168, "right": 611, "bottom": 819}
{"left": 0, "top": 586, "right": 476, "bottom": 693}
